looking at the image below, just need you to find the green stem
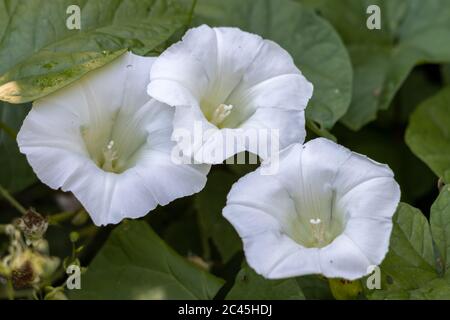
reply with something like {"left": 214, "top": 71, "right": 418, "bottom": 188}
{"left": 45, "top": 225, "right": 97, "bottom": 288}
{"left": 186, "top": 0, "right": 198, "bottom": 28}
{"left": 77, "top": 225, "right": 99, "bottom": 238}
{"left": 0, "top": 286, "right": 35, "bottom": 300}
{"left": 48, "top": 211, "right": 77, "bottom": 225}
{"left": 0, "top": 121, "right": 17, "bottom": 140}
{"left": 306, "top": 119, "right": 337, "bottom": 142}
{"left": 0, "top": 185, "right": 27, "bottom": 215}
{"left": 0, "top": 224, "right": 7, "bottom": 233}
{"left": 0, "top": 261, "right": 10, "bottom": 277}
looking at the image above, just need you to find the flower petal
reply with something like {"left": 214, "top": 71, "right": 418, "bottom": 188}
{"left": 240, "top": 107, "right": 305, "bottom": 158}
{"left": 171, "top": 104, "right": 217, "bottom": 159}
{"left": 243, "top": 229, "right": 322, "bottom": 279}
{"left": 224, "top": 206, "right": 321, "bottom": 279}
{"left": 174, "top": 106, "right": 305, "bottom": 164}
{"left": 223, "top": 138, "right": 400, "bottom": 280}
{"left": 147, "top": 25, "right": 215, "bottom": 106}
{"left": 18, "top": 52, "right": 210, "bottom": 226}
{"left": 225, "top": 172, "right": 299, "bottom": 234}
{"left": 224, "top": 165, "right": 322, "bottom": 278}
{"left": 343, "top": 216, "right": 393, "bottom": 266}
{"left": 319, "top": 234, "right": 373, "bottom": 280}
{"left": 148, "top": 25, "right": 311, "bottom": 164}
{"left": 224, "top": 40, "right": 312, "bottom": 126}
{"left": 333, "top": 153, "right": 401, "bottom": 220}
{"left": 63, "top": 152, "right": 209, "bottom": 226}
{"left": 149, "top": 25, "right": 265, "bottom": 107}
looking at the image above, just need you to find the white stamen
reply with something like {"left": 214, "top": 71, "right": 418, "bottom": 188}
{"left": 309, "top": 218, "right": 326, "bottom": 246}
{"left": 102, "top": 140, "right": 118, "bottom": 172}
{"left": 211, "top": 104, "right": 233, "bottom": 126}
{"left": 106, "top": 140, "right": 115, "bottom": 150}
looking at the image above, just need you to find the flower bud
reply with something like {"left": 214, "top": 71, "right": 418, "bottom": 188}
{"left": 328, "top": 278, "right": 363, "bottom": 300}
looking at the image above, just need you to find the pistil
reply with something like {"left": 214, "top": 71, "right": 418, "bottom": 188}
{"left": 210, "top": 104, "right": 233, "bottom": 126}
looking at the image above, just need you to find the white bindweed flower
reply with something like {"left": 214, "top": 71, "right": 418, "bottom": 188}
{"left": 147, "top": 25, "right": 313, "bottom": 164}
{"left": 17, "top": 52, "right": 210, "bottom": 226}
{"left": 223, "top": 138, "right": 401, "bottom": 280}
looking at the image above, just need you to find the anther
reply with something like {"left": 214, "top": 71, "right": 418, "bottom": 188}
{"left": 102, "top": 140, "right": 118, "bottom": 172}
{"left": 211, "top": 104, "right": 233, "bottom": 126}
{"left": 309, "top": 218, "right": 326, "bottom": 247}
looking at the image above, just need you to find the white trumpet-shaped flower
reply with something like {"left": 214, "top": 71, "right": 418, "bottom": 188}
{"left": 223, "top": 138, "right": 401, "bottom": 280}
{"left": 147, "top": 25, "right": 313, "bottom": 164}
{"left": 17, "top": 52, "right": 210, "bottom": 226}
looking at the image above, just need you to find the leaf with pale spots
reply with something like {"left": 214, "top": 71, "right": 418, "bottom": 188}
{"left": 0, "top": 0, "right": 193, "bottom": 103}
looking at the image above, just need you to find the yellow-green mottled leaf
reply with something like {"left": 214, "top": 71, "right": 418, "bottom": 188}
{"left": 0, "top": 0, "right": 193, "bottom": 103}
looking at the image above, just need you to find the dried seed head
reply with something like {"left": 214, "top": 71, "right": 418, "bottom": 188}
{"left": 11, "top": 260, "right": 35, "bottom": 289}
{"left": 14, "top": 209, "right": 48, "bottom": 241}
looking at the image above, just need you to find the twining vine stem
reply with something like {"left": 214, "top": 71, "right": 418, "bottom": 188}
{"left": 0, "top": 184, "right": 27, "bottom": 215}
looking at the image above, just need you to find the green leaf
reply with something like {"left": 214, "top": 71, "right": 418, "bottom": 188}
{"left": 441, "top": 64, "right": 450, "bottom": 85}
{"left": 194, "top": 0, "right": 352, "bottom": 129}
{"left": 156, "top": 207, "right": 204, "bottom": 257}
{"left": 0, "top": 0, "right": 193, "bottom": 103}
{"left": 367, "top": 203, "right": 450, "bottom": 299}
{"left": 406, "top": 87, "right": 450, "bottom": 178}
{"left": 379, "top": 203, "right": 436, "bottom": 291}
{"left": 306, "top": 0, "right": 450, "bottom": 130}
{"left": 68, "top": 220, "right": 224, "bottom": 300}
{"left": 370, "top": 277, "right": 450, "bottom": 300}
{"left": 195, "top": 170, "right": 241, "bottom": 262}
{"left": 226, "top": 264, "right": 305, "bottom": 300}
{"left": 0, "top": 50, "right": 126, "bottom": 104}
{"left": 0, "top": 102, "right": 36, "bottom": 192}
{"left": 295, "top": 275, "right": 334, "bottom": 300}
{"left": 445, "top": 170, "right": 450, "bottom": 184}
{"left": 394, "top": 67, "right": 442, "bottom": 125}
{"left": 431, "top": 186, "right": 450, "bottom": 273}
{"left": 334, "top": 123, "right": 435, "bottom": 203}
